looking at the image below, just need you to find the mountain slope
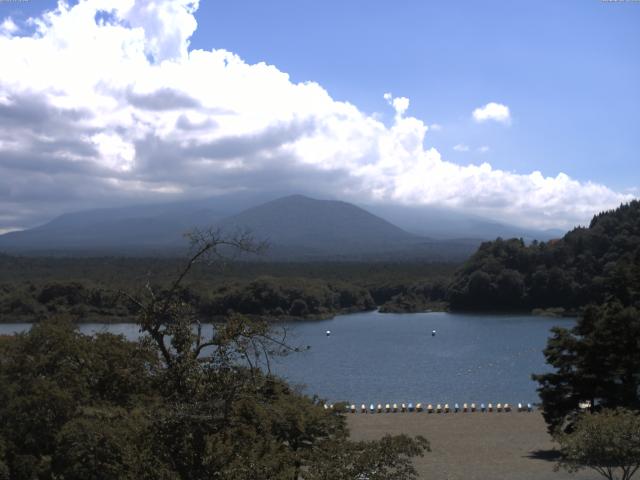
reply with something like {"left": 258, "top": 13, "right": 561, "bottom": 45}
{"left": 217, "top": 195, "right": 420, "bottom": 256}
{"left": 364, "top": 203, "right": 563, "bottom": 241}
{"left": 0, "top": 193, "right": 561, "bottom": 260}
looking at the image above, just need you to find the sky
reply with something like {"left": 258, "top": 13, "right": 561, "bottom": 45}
{"left": 0, "top": 0, "right": 638, "bottom": 233}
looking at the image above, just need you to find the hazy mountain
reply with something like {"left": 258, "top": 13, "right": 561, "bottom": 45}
{"left": 0, "top": 204, "right": 220, "bottom": 253}
{"left": 217, "top": 195, "right": 419, "bottom": 259}
{"left": 364, "top": 203, "right": 563, "bottom": 241}
{"left": 0, "top": 193, "right": 561, "bottom": 259}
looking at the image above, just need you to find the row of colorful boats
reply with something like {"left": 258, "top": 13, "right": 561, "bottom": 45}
{"left": 323, "top": 402, "right": 534, "bottom": 413}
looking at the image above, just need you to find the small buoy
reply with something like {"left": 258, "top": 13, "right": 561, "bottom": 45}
{"left": 432, "top": 329, "right": 436, "bottom": 336}
{"left": 326, "top": 330, "right": 331, "bottom": 336}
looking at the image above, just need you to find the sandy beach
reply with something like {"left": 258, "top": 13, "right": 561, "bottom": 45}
{"left": 347, "top": 410, "right": 600, "bottom": 480}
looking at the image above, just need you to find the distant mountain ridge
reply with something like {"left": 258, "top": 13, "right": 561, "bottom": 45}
{"left": 0, "top": 194, "right": 564, "bottom": 260}
{"left": 219, "top": 195, "right": 418, "bottom": 255}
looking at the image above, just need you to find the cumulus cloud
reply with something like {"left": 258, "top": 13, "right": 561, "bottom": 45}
{"left": 478, "top": 145, "right": 490, "bottom": 153}
{"left": 0, "top": 18, "right": 18, "bottom": 36}
{"left": 453, "top": 144, "right": 470, "bottom": 152}
{"left": 473, "top": 102, "right": 511, "bottom": 124}
{"left": 0, "top": 0, "right": 633, "bottom": 230}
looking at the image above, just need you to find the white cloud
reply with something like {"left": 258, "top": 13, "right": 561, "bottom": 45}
{"left": 428, "top": 123, "right": 442, "bottom": 131}
{"left": 473, "top": 102, "right": 511, "bottom": 124}
{"left": 384, "top": 92, "right": 410, "bottom": 119}
{"left": 478, "top": 145, "right": 490, "bottom": 153}
{"left": 0, "top": 1, "right": 633, "bottom": 230}
{"left": 453, "top": 144, "right": 470, "bottom": 152}
{"left": 0, "top": 17, "right": 18, "bottom": 36}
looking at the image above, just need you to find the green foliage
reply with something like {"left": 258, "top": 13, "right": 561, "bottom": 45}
{"left": 304, "top": 434, "right": 429, "bottom": 480}
{"left": 0, "top": 234, "right": 430, "bottom": 478}
{"left": 533, "top": 303, "right": 640, "bottom": 432}
{"left": 51, "top": 408, "right": 157, "bottom": 480}
{"left": 449, "top": 200, "right": 640, "bottom": 311}
{"left": 204, "top": 276, "right": 376, "bottom": 319}
{"left": 0, "top": 318, "right": 158, "bottom": 477}
{"left": 555, "top": 408, "right": 640, "bottom": 480}
{"left": 0, "top": 259, "right": 457, "bottom": 322}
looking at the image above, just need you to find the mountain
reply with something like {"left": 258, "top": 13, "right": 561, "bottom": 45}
{"left": 0, "top": 192, "right": 273, "bottom": 254}
{"left": 0, "top": 202, "right": 227, "bottom": 254}
{"left": 0, "top": 193, "right": 562, "bottom": 260}
{"left": 218, "top": 195, "right": 418, "bottom": 255}
{"left": 363, "top": 203, "right": 563, "bottom": 241}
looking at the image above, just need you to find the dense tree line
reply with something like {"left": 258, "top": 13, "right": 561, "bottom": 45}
{"left": 448, "top": 200, "right": 640, "bottom": 312}
{"left": 0, "top": 263, "right": 457, "bottom": 322}
{"left": 0, "top": 277, "right": 375, "bottom": 323}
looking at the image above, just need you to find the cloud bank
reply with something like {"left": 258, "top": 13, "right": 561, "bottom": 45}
{"left": 0, "top": 0, "right": 633, "bottom": 230}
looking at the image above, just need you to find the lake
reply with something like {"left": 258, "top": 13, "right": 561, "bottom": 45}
{"left": 0, "top": 311, "right": 572, "bottom": 405}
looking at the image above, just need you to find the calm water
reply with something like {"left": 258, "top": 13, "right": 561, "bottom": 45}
{"left": 0, "top": 311, "right": 572, "bottom": 405}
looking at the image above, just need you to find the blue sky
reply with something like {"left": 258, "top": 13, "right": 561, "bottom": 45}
{"left": 193, "top": 0, "right": 640, "bottom": 190}
{"left": 0, "top": 0, "right": 637, "bottom": 231}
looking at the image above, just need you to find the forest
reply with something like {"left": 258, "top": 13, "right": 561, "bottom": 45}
{"left": 2, "top": 201, "right": 640, "bottom": 322}
{"left": 448, "top": 200, "right": 640, "bottom": 313}
{"left": 0, "top": 257, "right": 454, "bottom": 323}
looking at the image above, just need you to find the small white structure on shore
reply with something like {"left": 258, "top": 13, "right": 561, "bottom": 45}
{"left": 432, "top": 329, "right": 436, "bottom": 336}
{"left": 326, "top": 330, "right": 331, "bottom": 336}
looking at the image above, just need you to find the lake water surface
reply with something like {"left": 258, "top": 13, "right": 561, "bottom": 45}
{"left": 0, "top": 311, "right": 572, "bottom": 405}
